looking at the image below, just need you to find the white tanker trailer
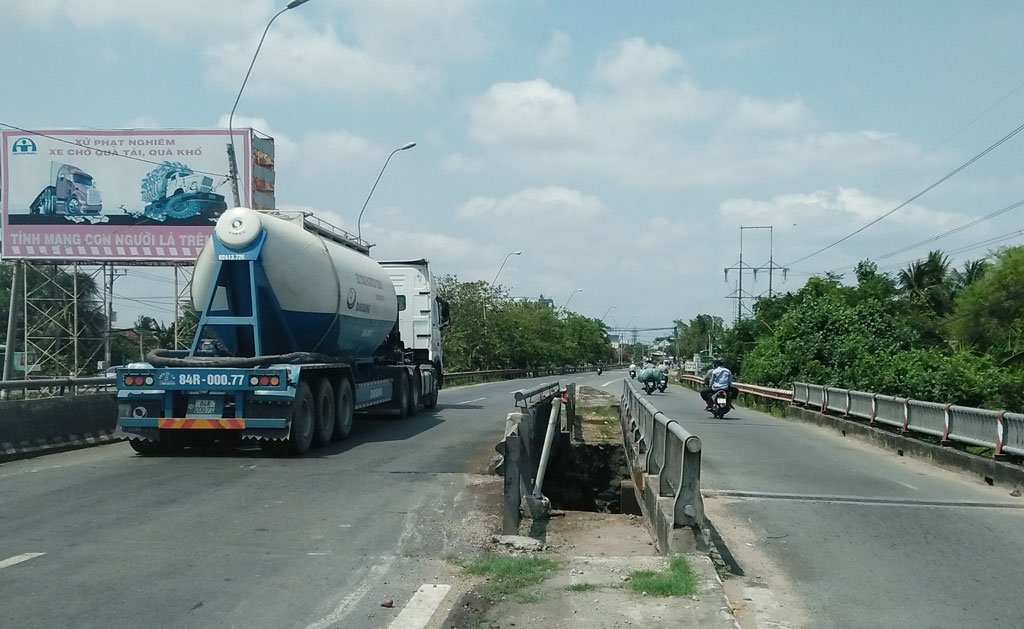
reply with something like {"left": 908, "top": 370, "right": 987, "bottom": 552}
{"left": 115, "top": 207, "right": 449, "bottom": 456}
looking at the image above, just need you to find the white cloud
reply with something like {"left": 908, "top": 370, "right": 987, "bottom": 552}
{"left": 469, "top": 80, "right": 588, "bottom": 148}
{"left": 594, "top": 38, "right": 685, "bottom": 89}
{"left": 467, "top": 37, "right": 920, "bottom": 190}
{"left": 441, "top": 152, "right": 486, "bottom": 173}
{"left": 342, "top": 0, "right": 488, "bottom": 62}
{"left": 203, "top": 23, "right": 437, "bottom": 98}
{"left": 457, "top": 186, "right": 608, "bottom": 221}
{"left": 539, "top": 30, "right": 571, "bottom": 74}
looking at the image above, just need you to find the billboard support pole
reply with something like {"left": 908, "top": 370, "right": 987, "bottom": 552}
{"left": 2, "top": 262, "right": 21, "bottom": 398}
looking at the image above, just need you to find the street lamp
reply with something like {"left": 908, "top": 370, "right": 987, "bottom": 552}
{"left": 490, "top": 251, "right": 522, "bottom": 287}
{"left": 601, "top": 304, "right": 616, "bottom": 322}
{"left": 357, "top": 142, "right": 417, "bottom": 241}
{"left": 227, "top": 0, "right": 313, "bottom": 208}
{"left": 562, "top": 288, "right": 583, "bottom": 311}
{"left": 484, "top": 251, "right": 521, "bottom": 323}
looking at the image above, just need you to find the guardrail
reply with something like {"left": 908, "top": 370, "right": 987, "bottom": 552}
{"left": 679, "top": 374, "right": 793, "bottom": 403}
{"left": 620, "top": 378, "right": 703, "bottom": 532}
{"left": 793, "top": 383, "right": 1024, "bottom": 457}
{"left": 445, "top": 365, "right": 603, "bottom": 387}
{"left": 0, "top": 376, "right": 115, "bottom": 400}
{"left": 495, "top": 382, "right": 564, "bottom": 534}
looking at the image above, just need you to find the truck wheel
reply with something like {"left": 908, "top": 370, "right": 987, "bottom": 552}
{"left": 288, "top": 381, "right": 315, "bottom": 455}
{"left": 128, "top": 439, "right": 163, "bottom": 455}
{"left": 65, "top": 195, "right": 81, "bottom": 216}
{"left": 395, "top": 377, "right": 410, "bottom": 419}
{"left": 333, "top": 378, "right": 354, "bottom": 440}
{"left": 408, "top": 374, "right": 420, "bottom": 416}
{"left": 422, "top": 389, "right": 438, "bottom": 409}
{"left": 313, "top": 378, "right": 335, "bottom": 446}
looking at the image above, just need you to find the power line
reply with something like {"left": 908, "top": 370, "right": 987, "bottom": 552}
{"left": 814, "top": 197, "right": 1024, "bottom": 276}
{"left": 785, "top": 121, "right": 1024, "bottom": 267}
{"left": 0, "top": 122, "right": 231, "bottom": 178}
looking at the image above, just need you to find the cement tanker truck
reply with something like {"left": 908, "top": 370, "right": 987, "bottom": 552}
{"left": 115, "top": 207, "right": 449, "bottom": 456}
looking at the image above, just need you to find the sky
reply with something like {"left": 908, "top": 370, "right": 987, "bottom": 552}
{"left": 2, "top": 1, "right": 1023, "bottom": 343}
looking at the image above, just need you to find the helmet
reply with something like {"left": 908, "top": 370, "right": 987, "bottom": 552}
{"left": 712, "top": 357, "right": 724, "bottom": 367}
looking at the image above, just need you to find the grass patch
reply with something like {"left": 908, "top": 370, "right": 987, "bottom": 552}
{"left": 579, "top": 404, "right": 620, "bottom": 440}
{"left": 627, "top": 556, "right": 697, "bottom": 597}
{"left": 565, "top": 582, "right": 600, "bottom": 592}
{"left": 463, "top": 553, "right": 559, "bottom": 601}
{"left": 444, "top": 554, "right": 464, "bottom": 566}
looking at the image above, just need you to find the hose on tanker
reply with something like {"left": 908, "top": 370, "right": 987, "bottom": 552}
{"left": 146, "top": 349, "right": 349, "bottom": 368}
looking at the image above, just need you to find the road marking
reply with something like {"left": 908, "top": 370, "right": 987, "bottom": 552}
{"left": 456, "top": 397, "right": 486, "bottom": 404}
{"left": 307, "top": 497, "right": 427, "bottom": 629}
{"left": 602, "top": 379, "right": 622, "bottom": 387}
{"left": 388, "top": 583, "right": 451, "bottom": 629}
{"left": 704, "top": 489, "right": 1024, "bottom": 509}
{"left": 892, "top": 479, "right": 919, "bottom": 491}
{"left": 0, "top": 553, "right": 45, "bottom": 571}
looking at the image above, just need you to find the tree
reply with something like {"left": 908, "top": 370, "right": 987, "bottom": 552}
{"left": 948, "top": 247, "right": 1024, "bottom": 361}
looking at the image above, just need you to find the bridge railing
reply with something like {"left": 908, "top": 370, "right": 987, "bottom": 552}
{"left": 620, "top": 378, "right": 703, "bottom": 529}
{"left": 793, "top": 382, "right": 1024, "bottom": 457}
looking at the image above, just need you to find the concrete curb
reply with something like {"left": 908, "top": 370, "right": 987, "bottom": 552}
{"left": 0, "top": 394, "right": 119, "bottom": 464}
{"left": 788, "top": 405, "right": 1024, "bottom": 491}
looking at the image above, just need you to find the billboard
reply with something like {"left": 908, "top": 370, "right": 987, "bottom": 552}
{"left": 1, "top": 128, "right": 274, "bottom": 263}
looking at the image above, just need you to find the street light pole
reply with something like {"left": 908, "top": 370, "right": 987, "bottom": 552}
{"left": 357, "top": 142, "right": 417, "bottom": 241}
{"left": 490, "top": 251, "right": 522, "bottom": 287}
{"left": 562, "top": 288, "right": 582, "bottom": 311}
{"left": 484, "top": 251, "right": 521, "bottom": 323}
{"left": 601, "top": 304, "right": 616, "bottom": 322}
{"left": 228, "top": 0, "right": 313, "bottom": 208}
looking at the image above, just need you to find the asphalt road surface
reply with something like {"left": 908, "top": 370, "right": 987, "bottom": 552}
{"left": 0, "top": 375, "right": 566, "bottom": 629}
{"left": 4, "top": 371, "right": 1022, "bottom": 628}
{"left": 596, "top": 373, "right": 1024, "bottom": 629}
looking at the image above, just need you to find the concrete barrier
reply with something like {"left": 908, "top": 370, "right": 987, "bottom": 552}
{"left": 0, "top": 394, "right": 120, "bottom": 462}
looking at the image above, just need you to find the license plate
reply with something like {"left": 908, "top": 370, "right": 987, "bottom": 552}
{"left": 187, "top": 397, "right": 221, "bottom": 416}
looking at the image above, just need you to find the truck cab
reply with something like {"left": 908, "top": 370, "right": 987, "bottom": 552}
{"left": 380, "top": 260, "right": 450, "bottom": 382}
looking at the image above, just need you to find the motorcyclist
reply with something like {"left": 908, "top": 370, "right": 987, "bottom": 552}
{"left": 701, "top": 358, "right": 738, "bottom": 410}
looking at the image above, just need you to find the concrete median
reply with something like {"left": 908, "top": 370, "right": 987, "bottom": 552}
{"left": 0, "top": 394, "right": 120, "bottom": 462}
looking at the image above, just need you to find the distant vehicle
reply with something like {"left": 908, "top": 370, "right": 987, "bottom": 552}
{"left": 30, "top": 162, "right": 103, "bottom": 216}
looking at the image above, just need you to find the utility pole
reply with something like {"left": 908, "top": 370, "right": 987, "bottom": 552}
{"left": 725, "top": 225, "right": 788, "bottom": 323}
{"left": 104, "top": 264, "right": 127, "bottom": 369}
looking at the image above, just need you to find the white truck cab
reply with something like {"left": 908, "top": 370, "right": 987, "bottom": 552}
{"left": 380, "top": 259, "right": 450, "bottom": 381}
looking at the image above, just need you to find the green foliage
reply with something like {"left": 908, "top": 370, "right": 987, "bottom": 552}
{"left": 627, "top": 556, "right": 697, "bottom": 597}
{"left": 726, "top": 248, "right": 1024, "bottom": 412}
{"left": 437, "top": 274, "right": 610, "bottom": 371}
{"left": 463, "top": 554, "right": 559, "bottom": 601}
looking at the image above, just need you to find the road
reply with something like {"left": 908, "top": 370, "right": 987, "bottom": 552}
{"left": 0, "top": 375, "right": 563, "bottom": 629}
{"left": 601, "top": 374, "right": 1024, "bottom": 629}
{"left": 5, "top": 371, "right": 1022, "bottom": 628}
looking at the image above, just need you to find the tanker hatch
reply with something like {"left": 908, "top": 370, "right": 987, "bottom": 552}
{"left": 216, "top": 207, "right": 263, "bottom": 249}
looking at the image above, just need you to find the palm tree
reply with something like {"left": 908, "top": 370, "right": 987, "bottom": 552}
{"left": 950, "top": 258, "right": 989, "bottom": 291}
{"left": 898, "top": 250, "right": 953, "bottom": 315}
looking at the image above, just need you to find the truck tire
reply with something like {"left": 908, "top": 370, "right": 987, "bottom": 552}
{"left": 395, "top": 376, "right": 410, "bottom": 419}
{"left": 313, "top": 378, "right": 336, "bottom": 446}
{"left": 288, "top": 381, "right": 315, "bottom": 455}
{"left": 65, "top": 195, "right": 81, "bottom": 216}
{"left": 409, "top": 373, "right": 420, "bottom": 416}
{"left": 333, "top": 378, "right": 354, "bottom": 440}
{"left": 422, "top": 389, "right": 438, "bottom": 409}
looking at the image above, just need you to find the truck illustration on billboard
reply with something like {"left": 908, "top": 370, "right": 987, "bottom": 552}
{"left": 136, "top": 161, "right": 227, "bottom": 222}
{"left": 29, "top": 162, "right": 103, "bottom": 216}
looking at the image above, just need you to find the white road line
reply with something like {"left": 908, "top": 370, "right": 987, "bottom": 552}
{"left": 602, "top": 379, "right": 622, "bottom": 387}
{"left": 0, "top": 553, "right": 45, "bottom": 571}
{"left": 388, "top": 584, "right": 451, "bottom": 629}
{"left": 456, "top": 397, "right": 486, "bottom": 404}
{"left": 305, "top": 562, "right": 392, "bottom": 629}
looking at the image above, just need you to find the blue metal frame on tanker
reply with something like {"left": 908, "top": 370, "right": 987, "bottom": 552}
{"left": 115, "top": 207, "right": 443, "bottom": 456}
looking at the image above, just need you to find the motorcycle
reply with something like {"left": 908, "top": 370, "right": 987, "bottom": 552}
{"left": 629, "top": 368, "right": 636, "bottom": 380}
{"left": 643, "top": 379, "right": 657, "bottom": 394}
{"left": 596, "top": 365, "right": 603, "bottom": 375}
{"left": 708, "top": 390, "right": 731, "bottom": 419}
